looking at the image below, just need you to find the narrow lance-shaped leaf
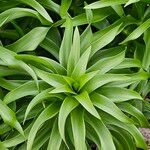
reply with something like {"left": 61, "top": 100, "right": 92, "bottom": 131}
{"left": 3, "top": 81, "right": 39, "bottom": 104}
{"left": 90, "top": 92, "right": 133, "bottom": 123}
{"left": 58, "top": 97, "right": 79, "bottom": 146}
{"left": 85, "top": 2, "right": 93, "bottom": 23}
{"left": 87, "top": 50, "right": 125, "bottom": 73}
{"left": 85, "top": 114, "right": 116, "bottom": 150}
{"left": 59, "top": 16, "right": 73, "bottom": 68}
{"left": 101, "top": 113, "right": 147, "bottom": 149}
{"left": 47, "top": 119, "right": 62, "bottom": 150}
{"left": 33, "top": 67, "right": 72, "bottom": 87}
{"left": 0, "top": 99, "right": 24, "bottom": 137}
{"left": 97, "top": 87, "right": 142, "bottom": 102}
{"left": 6, "top": 27, "right": 49, "bottom": 53}
{"left": 60, "top": 0, "right": 72, "bottom": 17}
{"left": 15, "top": 54, "right": 66, "bottom": 75}
{"left": 67, "top": 27, "right": 80, "bottom": 76}
{"left": 84, "top": 0, "right": 127, "bottom": 9}
{"left": 114, "top": 58, "right": 141, "bottom": 69}
{"left": 0, "top": 46, "right": 38, "bottom": 89}
{"left": 0, "top": 8, "right": 51, "bottom": 27}
{"left": 71, "top": 107, "right": 86, "bottom": 150}
{"left": 125, "top": 0, "right": 140, "bottom": 7}
{"left": 121, "top": 17, "right": 150, "bottom": 44}
{"left": 142, "top": 28, "right": 150, "bottom": 70}
{"left": 18, "top": 0, "right": 53, "bottom": 23}
{"left": 74, "top": 91, "right": 100, "bottom": 119}
{"left": 91, "top": 24, "right": 121, "bottom": 56}
{"left": 84, "top": 74, "right": 130, "bottom": 93}
{"left": 27, "top": 103, "right": 60, "bottom": 150}
{"left": 24, "top": 88, "right": 53, "bottom": 122}
{"left": 71, "top": 47, "right": 91, "bottom": 78}
{"left": 117, "top": 102, "right": 149, "bottom": 127}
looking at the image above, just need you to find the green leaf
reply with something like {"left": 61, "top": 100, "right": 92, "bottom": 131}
{"left": 78, "top": 71, "right": 99, "bottom": 89}
{"left": 60, "top": 0, "right": 72, "bottom": 17}
{"left": 91, "top": 24, "right": 121, "bottom": 56}
{"left": 84, "top": 0, "right": 127, "bottom": 9}
{"left": 27, "top": 103, "right": 60, "bottom": 150}
{"left": 59, "top": 17, "right": 73, "bottom": 68}
{"left": 86, "top": 124, "right": 101, "bottom": 149}
{"left": 121, "top": 18, "right": 150, "bottom": 44}
{"left": 114, "top": 58, "right": 141, "bottom": 69}
{"left": 85, "top": 2, "right": 93, "bottom": 23}
{"left": 97, "top": 87, "right": 142, "bottom": 102}
{"left": 85, "top": 114, "right": 116, "bottom": 150}
{"left": 37, "top": 0, "right": 60, "bottom": 14}
{"left": 0, "top": 99, "right": 24, "bottom": 136}
{"left": 71, "top": 47, "right": 91, "bottom": 78}
{"left": 91, "top": 92, "right": 133, "bottom": 123}
{"left": 112, "top": 5, "right": 124, "bottom": 17}
{"left": 74, "top": 91, "right": 100, "bottom": 119}
{"left": 71, "top": 8, "right": 111, "bottom": 27}
{"left": 47, "top": 119, "right": 62, "bottom": 150}
{"left": 71, "top": 107, "right": 86, "bottom": 150}
{"left": 0, "top": 46, "right": 38, "bottom": 89}
{"left": 84, "top": 74, "right": 130, "bottom": 93}
{"left": 67, "top": 27, "right": 80, "bottom": 76}
{"left": 3, "top": 81, "right": 48, "bottom": 104}
{"left": 18, "top": 0, "right": 53, "bottom": 23}
{"left": 33, "top": 67, "right": 72, "bottom": 87}
{"left": 102, "top": 113, "right": 147, "bottom": 149}
{"left": 117, "top": 102, "right": 149, "bottom": 127}
{"left": 87, "top": 50, "right": 125, "bottom": 73}
{"left": 24, "top": 88, "right": 54, "bottom": 122}
{"left": 0, "top": 8, "right": 51, "bottom": 26}
{"left": 58, "top": 97, "right": 79, "bottom": 145}
{"left": 142, "top": 28, "right": 150, "bottom": 70}
{"left": 81, "top": 25, "right": 93, "bottom": 53}
{"left": 0, "top": 78, "right": 23, "bottom": 91}
{"left": 49, "top": 85, "right": 75, "bottom": 94}
{"left": 125, "top": 0, "right": 140, "bottom": 7}
{"left": 106, "top": 70, "right": 149, "bottom": 87}
{"left": 16, "top": 54, "right": 66, "bottom": 75}
{"left": 6, "top": 27, "right": 49, "bottom": 53}
{"left": 3, "top": 81, "right": 37, "bottom": 104}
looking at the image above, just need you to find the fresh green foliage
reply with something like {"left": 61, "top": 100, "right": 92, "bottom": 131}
{"left": 0, "top": 0, "right": 150, "bottom": 150}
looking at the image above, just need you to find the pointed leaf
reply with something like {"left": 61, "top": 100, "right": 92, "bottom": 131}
{"left": 85, "top": 114, "right": 116, "bottom": 150}
{"left": 121, "top": 18, "right": 150, "bottom": 44}
{"left": 0, "top": 99, "right": 24, "bottom": 136}
{"left": 117, "top": 102, "right": 149, "bottom": 127}
{"left": 16, "top": 54, "right": 66, "bottom": 75}
{"left": 74, "top": 91, "right": 100, "bottom": 119}
{"left": 87, "top": 50, "right": 125, "bottom": 73}
{"left": 91, "top": 92, "right": 133, "bottom": 123}
{"left": 47, "top": 119, "right": 62, "bottom": 150}
{"left": 33, "top": 67, "right": 71, "bottom": 87}
{"left": 27, "top": 103, "right": 60, "bottom": 150}
{"left": 91, "top": 24, "right": 121, "bottom": 56}
{"left": 71, "top": 47, "right": 91, "bottom": 78}
{"left": 59, "top": 17, "right": 73, "bottom": 68}
{"left": 60, "top": 0, "right": 72, "bottom": 17}
{"left": 67, "top": 27, "right": 80, "bottom": 76}
{"left": 58, "top": 97, "right": 79, "bottom": 145}
{"left": 98, "top": 87, "right": 142, "bottom": 102}
{"left": 71, "top": 107, "right": 86, "bottom": 150}
{"left": 3, "top": 81, "right": 38, "bottom": 104}
{"left": 84, "top": 0, "right": 127, "bottom": 9}
{"left": 84, "top": 74, "right": 130, "bottom": 93}
{"left": 6, "top": 27, "right": 49, "bottom": 53}
{"left": 19, "top": 0, "right": 53, "bottom": 23}
{"left": 0, "top": 8, "right": 51, "bottom": 26}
